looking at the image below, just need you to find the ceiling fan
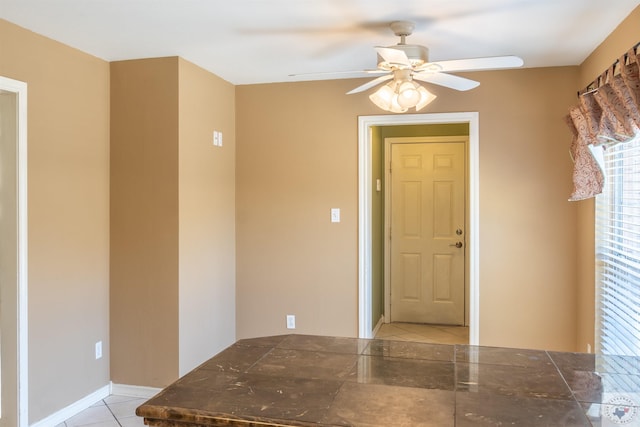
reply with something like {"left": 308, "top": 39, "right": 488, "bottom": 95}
{"left": 338, "top": 21, "right": 524, "bottom": 112}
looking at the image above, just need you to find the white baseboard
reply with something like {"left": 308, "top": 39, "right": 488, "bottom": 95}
{"left": 372, "top": 315, "right": 385, "bottom": 338}
{"left": 30, "top": 384, "right": 110, "bottom": 427}
{"left": 110, "top": 383, "right": 162, "bottom": 399}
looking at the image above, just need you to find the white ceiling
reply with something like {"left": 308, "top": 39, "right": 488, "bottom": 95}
{"left": 2, "top": 0, "right": 639, "bottom": 85}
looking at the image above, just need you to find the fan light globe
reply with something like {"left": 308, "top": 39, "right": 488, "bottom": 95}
{"left": 369, "top": 84, "right": 394, "bottom": 110}
{"left": 397, "top": 81, "right": 421, "bottom": 108}
{"left": 415, "top": 86, "right": 437, "bottom": 111}
{"left": 389, "top": 94, "right": 407, "bottom": 113}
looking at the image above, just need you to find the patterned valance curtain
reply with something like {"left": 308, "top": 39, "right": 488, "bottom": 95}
{"left": 566, "top": 44, "right": 640, "bottom": 201}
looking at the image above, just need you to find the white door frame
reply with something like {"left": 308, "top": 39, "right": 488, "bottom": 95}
{"left": 0, "top": 76, "right": 29, "bottom": 427}
{"left": 358, "top": 112, "right": 479, "bottom": 345}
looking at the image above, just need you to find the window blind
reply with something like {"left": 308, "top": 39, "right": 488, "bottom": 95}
{"left": 595, "top": 135, "right": 640, "bottom": 356}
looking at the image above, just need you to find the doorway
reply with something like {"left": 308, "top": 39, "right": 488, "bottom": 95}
{"left": 0, "top": 76, "right": 29, "bottom": 427}
{"left": 358, "top": 112, "right": 479, "bottom": 345}
{"left": 385, "top": 137, "right": 467, "bottom": 326}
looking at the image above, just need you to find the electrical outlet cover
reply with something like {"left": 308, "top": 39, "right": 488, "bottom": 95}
{"left": 286, "top": 315, "right": 295, "bottom": 329}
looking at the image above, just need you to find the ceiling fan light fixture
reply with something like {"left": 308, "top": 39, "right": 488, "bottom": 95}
{"left": 370, "top": 78, "right": 436, "bottom": 113}
{"left": 327, "top": 21, "right": 523, "bottom": 109}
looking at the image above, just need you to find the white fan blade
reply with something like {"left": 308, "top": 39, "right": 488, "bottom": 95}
{"left": 375, "top": 47, "right": 411, "bottom": 67}
{"left": 420, "top": 56, "right": 524, "bottom": 73}
{"left": 289, "top": 69, "right": 386, "bottom": 78}
{"left": 413, "top": 72, "right": 480, "bottom": 91}
{"left": 346, "top": 74, "right": 393, "bottom": 95}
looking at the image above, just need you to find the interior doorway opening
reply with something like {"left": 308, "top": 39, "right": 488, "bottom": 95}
{"left": 358, "top": 112, "right": 479, "bottom": 345}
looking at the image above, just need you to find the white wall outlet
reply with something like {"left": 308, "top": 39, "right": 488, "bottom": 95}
{"left": 286, "top": 315, "right": 296, "bottom": 329}
{"left": 331, "top": 208, "right": 340, "bottom": 223}
{"left": 95, "top": 341, "right": 103, "bottom": 360}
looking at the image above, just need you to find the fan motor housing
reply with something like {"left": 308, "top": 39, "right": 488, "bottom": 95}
{"left": 378, "top": 44, "right": 429, "bottom": 69}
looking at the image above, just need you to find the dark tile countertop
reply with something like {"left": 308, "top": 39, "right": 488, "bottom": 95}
{"left": 136, "top": 334, "right": 640, "bottom": 426}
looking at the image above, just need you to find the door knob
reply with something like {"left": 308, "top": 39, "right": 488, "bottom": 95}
{"left": 449, "top": 241, "right": 463, "bottom": 248}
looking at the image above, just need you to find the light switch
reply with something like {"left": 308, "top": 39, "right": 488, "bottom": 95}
{"left": 331, "top": 208, "right": 340, "bottom": 223}
{"left": 376, "top": 179, "right": 381, "bottom": 192}
{"left": 213, "top": 130, "right": 223, "bottom": 147}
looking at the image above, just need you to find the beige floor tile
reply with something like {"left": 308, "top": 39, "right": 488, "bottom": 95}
{"left": 393, "top": 323, "right": 438, "bottom": 333}
{"left": 63, "top": 395, "right": 151, "bottom": 426}
{"left": 118, "top": 415, "right": 147, "bottom": 427}
{"left": 64, "top": 404, "right": 117, "bottom": 427}
{"left": 432, "top": 335, "right": 467, "bottom": 345}
{"left": 373, "top": 325, "right": 405, "bottom": 337}
{"left": 438, "top": 325, "right": 470, "bottom": 338}
{"left": 103, "top": 394, "right": 137, "bottom": 404}
{"left": 386, "top": 336, "right": 410, "bottom": 342}
{"left": 76, "top": 421, "right": 120, "bottom": 427}
{"left": 108, "top": 398, "right": 147, "bottom": 419}
{"left": 397, "top": 332, "right": 434, "bottom": 342}
{"left": 375, "top": 323, "right": 468, "bottom": 345}
{"left": 415, "top": 328, "right": 458, "bottom": 339}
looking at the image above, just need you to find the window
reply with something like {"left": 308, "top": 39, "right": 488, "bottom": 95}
{"left": 595, "top": 134, "right": 640, "bottom": 356}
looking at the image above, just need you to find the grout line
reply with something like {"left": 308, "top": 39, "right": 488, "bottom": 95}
{"left": 103, "top": 399, "right": 123, "bottom": 427}
{"left": 62, "top": 395, "right": 147, "bottom": 426}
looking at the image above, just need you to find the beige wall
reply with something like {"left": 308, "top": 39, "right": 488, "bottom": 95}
{"left": 236, "top": 66, "right": 581, "bottom": 351}
{"left": 574, "top": 5, "right": 640, "bottom": 353}
{"left": 177, "top": 59, "right": 236, "bottom": 375}
{"left": 0, "top": 19, "right": 110, "bottom": 423}
{"left": 110, "top": 57, "right": 180, "bottom": 387}
{"left": 469, "top": 67, "right": 579, "bottom": 350}
{"left": 111, "top": 57, "right": 237, "bottom": 387}
{"left": 236, "top": 79, "right": 362, "bottom": 339}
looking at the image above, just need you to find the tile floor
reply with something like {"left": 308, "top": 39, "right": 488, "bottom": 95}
{"left": 374, "top": 322, "right": 469, "bottom": 345}
{"left": 58, "top": 395, "right": 147, "bottom": 427}
{"left": 60, "top": 324, "right": 466, "bottom": 425}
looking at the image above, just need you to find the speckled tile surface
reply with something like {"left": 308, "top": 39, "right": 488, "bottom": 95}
{"left": 137, "top": 334, "right": 640, "bottom": 426}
